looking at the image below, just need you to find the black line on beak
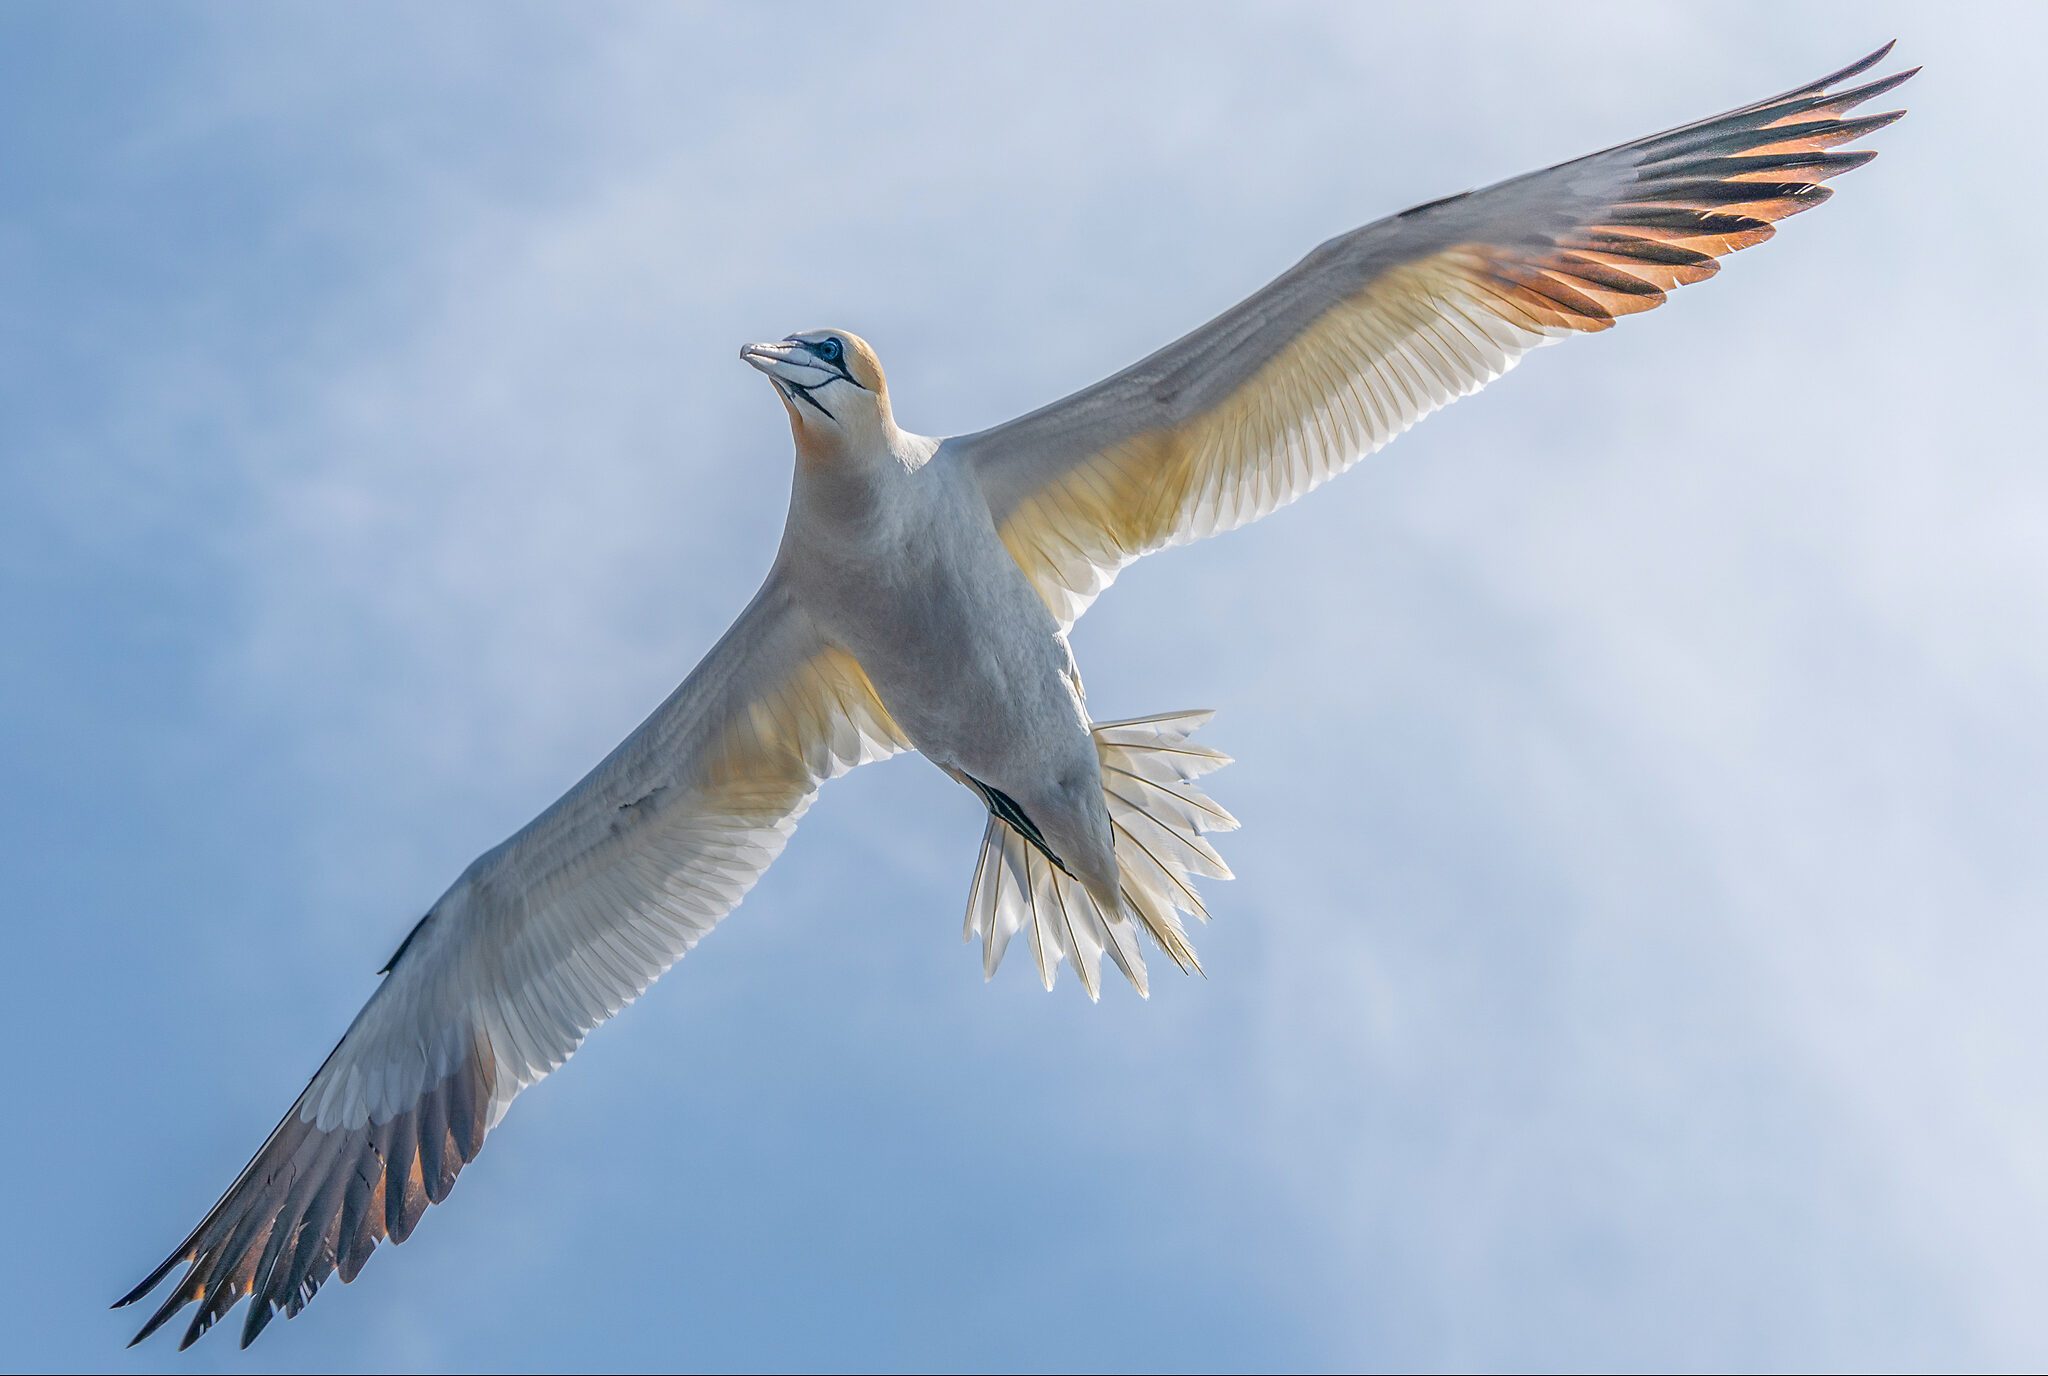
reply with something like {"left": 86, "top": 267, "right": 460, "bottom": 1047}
{"left": 778, "top": 378, "right": 836, "bottom": 420}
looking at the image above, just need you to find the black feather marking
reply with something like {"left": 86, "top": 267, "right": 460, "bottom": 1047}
{"left": 1398, "top": 189, "right": 1471, "bottom": 219}
{"left": 383, "top": 1108, "right": 422, "bottom": 1243}
{"left": 378, "top": 911, "right": 431, "bottom": 975}
{"left": 1629, "top": 177, "right": 1826, "bottom": 207}
{"left": 965, "top": 775, "right": 1073, "bottom": 877}
{"left": 1557, "top": 232, "right": 1716, "bottom": 268}
{"left": 1640, "top": 108, "right": 1905, "bottom": 167}
{"left": 1607, "top": 207, "right": 1773, "bottom": 236}
{"left": 417, "top": 1088, "right": 451, "bottom": 1204}
{"left": 335, "top": 1146, "right": 379, "bottom": 1284}
{"left": 1633, "top": 51, "right": 1911, "bottom": 158}
{"left": 1663, "top": 149, "right": 1878, "bottom": 180}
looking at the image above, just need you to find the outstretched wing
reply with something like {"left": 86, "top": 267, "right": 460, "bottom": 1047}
{"left": 952, "top": 45, "right": 1914, "bottom": 629}
{"left": 116, "top": 569, "right": 906, "bottom": 1349}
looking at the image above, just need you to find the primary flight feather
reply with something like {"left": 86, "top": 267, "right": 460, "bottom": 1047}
{"left": 119, "top": 44, "right": 1914, "bottom": 1348}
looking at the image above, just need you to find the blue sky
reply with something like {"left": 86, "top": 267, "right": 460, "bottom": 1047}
{"left": 4, "top": 4, "right": 2043, "bottom": 1371}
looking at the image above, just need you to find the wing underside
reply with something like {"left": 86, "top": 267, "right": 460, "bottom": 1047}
{"left": 117, "top": 572, "right": 905, "bottom": 1348}
{"left": 959, "top": 45, "right": 1914, "bottom": 627}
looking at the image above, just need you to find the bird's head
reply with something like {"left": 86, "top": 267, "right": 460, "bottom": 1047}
{"left": 741, "top": 328, "right": 894, "bottom": 458}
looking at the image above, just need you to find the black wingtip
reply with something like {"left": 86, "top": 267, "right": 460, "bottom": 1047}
{"left": 240, "top": 1299, "right": 278, "bottom": 1349}
{"left": 124, "top": 1284, "right": 190, "bottom": 1348}
{"left": 1839, "top": 67, "right": 1920, "bottom": 108}
{"left": 1813, "top": 41, "right": 1897, "bottom": 94}
{"left": 111, "top": 1261, "right": 179, "bottom": 1310}
{"left": 177, "top": 1305, "right": 214, "bottom": 1352}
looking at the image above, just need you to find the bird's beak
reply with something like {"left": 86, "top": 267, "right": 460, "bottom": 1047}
{"left": 740, "top": 340, "right": 833, "bottom": 386}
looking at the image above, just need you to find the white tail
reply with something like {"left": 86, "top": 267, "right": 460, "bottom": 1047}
{"left": 963, "top": 711, "right": 1238, "bottom": 999}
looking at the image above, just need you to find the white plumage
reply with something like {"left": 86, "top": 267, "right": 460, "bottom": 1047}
{"left": 119, "top": 44, "right": 1913, "bottom": 1348}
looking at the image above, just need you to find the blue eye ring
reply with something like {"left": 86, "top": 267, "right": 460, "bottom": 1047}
{"left": 814, "top": 337, "right": 845, "bottom": 364}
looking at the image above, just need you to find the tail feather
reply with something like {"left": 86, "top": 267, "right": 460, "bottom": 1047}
{"left": 962, "top": 711, "right": 1237, "bottom": 998}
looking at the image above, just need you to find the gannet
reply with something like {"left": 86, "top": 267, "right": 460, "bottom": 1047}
{"left": 119, "top": 46, "right": 1914, "bottom": 1348}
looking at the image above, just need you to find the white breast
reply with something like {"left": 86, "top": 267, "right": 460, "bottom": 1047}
{"left": 781, "top": 437, "right": 1093, "bottom": 790}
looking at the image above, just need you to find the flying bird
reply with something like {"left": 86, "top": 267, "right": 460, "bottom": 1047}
{"left": 120, "top": 45, "right": 1914, "bottom": 1348}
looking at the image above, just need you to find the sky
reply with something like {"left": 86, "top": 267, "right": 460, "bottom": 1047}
{"left": 3, "top": 3, "right": 2043, "bottom": 1372}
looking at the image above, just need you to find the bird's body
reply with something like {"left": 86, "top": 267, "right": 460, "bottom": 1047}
{"left": 778, "top": 414, "right": 1117, "bottom": 900}
{"left": 118, "top": 44, "right": 1916, "bottom": 1349}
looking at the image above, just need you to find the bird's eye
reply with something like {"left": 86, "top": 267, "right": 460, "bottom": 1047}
{"left": 814, "top": 337, "right": 844, "bottom": 364}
